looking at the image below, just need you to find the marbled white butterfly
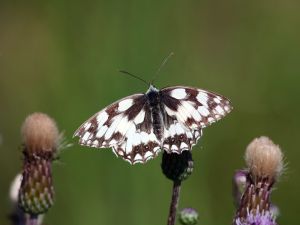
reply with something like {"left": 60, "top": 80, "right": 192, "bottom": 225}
{"left": 74, "top": 83, "right": 232, "bottom": 164}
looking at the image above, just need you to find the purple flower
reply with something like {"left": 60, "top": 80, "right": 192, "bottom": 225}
{"left": 235, "top": 209, "right": 276, "bottom": 225}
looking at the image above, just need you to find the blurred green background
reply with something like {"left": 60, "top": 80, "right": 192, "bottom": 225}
{"left": 1, "top": 0, "right": 299, "bottom": 224}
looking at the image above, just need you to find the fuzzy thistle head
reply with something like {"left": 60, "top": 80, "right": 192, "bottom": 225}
{"left": 21, "top": 113, "right": 59, "bottom": 154}
{"left": 18, "top": 112, "right": 60, "bottom": 216}
{"left": 233, "top": 136, "right": 284, "bottom": 225}
{"left": 245, "top": 136, "right": 283, "bottom": 181}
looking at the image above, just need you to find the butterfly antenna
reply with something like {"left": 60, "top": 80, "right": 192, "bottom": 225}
{"left": 151, "top": 52, "right": 174, "bottom": 84}
{"left": 119, "top": 70, "right": 150, "bottom": 86}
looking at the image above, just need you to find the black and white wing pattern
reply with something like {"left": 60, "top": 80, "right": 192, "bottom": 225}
{"left": 74, "top": 85, "right": 232, "bottom": 164}
{"left": 74, "top": 94, "right": 161, "bottom": 164}
{"left": 160, "top": 86, "right": 232, "bottom": 153}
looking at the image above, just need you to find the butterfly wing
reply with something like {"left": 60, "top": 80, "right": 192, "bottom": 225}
{"left": 74, "top": 94, "right": 147, "bottom": 147}
{"left": 74, "top": 94, "right": 161, "bottom": 164}
{"left": 111, "top": 102, "right": 161, "bottom": 164}
{"left": 160, "top": 86, "right": 232, "bottom": 153}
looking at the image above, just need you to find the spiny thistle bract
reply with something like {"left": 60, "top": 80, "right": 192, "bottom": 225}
{"left": 233, "top": 136, "right": 284, "bottom": 225}
{"left": 18, "top": 113, "right": 60, "bottom": 216}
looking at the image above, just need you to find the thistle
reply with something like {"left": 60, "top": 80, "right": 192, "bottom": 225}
{"left": 18, "top": 113, "right": 61, "bottom": 224}
{"left": 233, "top": 136, "right": 284, "bottom": 225}
{"left": 179, "top": 208, "right": 199, "bottom": 225}
{"left": 161, "top": 151, "right": 194, "bottom": 225}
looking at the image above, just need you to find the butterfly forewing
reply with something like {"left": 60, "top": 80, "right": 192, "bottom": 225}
{"left": 160, "top": 86, "right": 232, "bottom": 129}
{"left": 74, "top": 94, "right": 147, "bottom": 148}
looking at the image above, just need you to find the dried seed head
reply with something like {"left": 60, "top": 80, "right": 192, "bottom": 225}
{"left": 245, "top": 136, "right": 283, "bottom": 180}
{"left": 21, "top": 113, "right": 59, "bottom": 153}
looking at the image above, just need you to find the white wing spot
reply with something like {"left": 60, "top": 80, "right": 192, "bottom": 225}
{"left": 165, "top": 106, "right": 176, "bottom": 116}
{"left": 171, "top": 145, "right": 178, "bottom": 150}
{"left": 170, "top": 89, "right": 187, "bottom": 99}
{"left": 144, "top": 151, "right": 153, "bottom": 158}
{"left": 214, "top": 97, "right": 221, "bottom": 104}
{"left": 96, "top": 125, "right": 108, "bottom": 138}
{"left": 215, "top": 105, "right": 224, "bottom": 115}
{"left": 181, "top": 101, "right": 201, "bottom": 122}
{"left": 117, "top": 117, "right": 131, "bottom": 135}
{"left": 215, "top": 114, "right": 221, "bottom": 119}
{"left": 84, "top": 122, "right": 91, "bottom": 130}
{"left": 82, "top": 132, "right": 91, "bottom": 141}
{"left": 97, "top": 111, "right": 109, "bottom": 126}
{"left": 134, "top": 154, "right": 143, "bottom": 161}
{"left": 93, "top": 140, "right": 99, "bottom": 146}
{"left": 134, "top": 110, "right": 145, "bottom": 124}
{"left": 198, "top": 106, "right": 210, "bottom": 116}
{"left": 154, "top": 147, "right": 160, "bottom": 153}
{"left": 104, "top": 115, "right": 122, "bottom": 139}
{"left": 118, "top": 99, "right": 134, "bottom": 112}
{"left": 180, "top": 142, "right": 188, "bottom": 149}
{"left": 224, "top": 105, "right": 230, "bottom": 112}
{"left": 196, "top": 92, "right": 208, "bottom": 106}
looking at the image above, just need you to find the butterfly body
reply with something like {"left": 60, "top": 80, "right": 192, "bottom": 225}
{"left": 74, "top": 85, "right": 232, "bottom": 164}
{"left": 146, "top": 85, "right": 165, "bottom": 140}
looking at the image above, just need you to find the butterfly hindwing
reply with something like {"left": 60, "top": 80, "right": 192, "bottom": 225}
{"left": 162, "top": 113, "right": 202, "bottom": 153}
{"left": 112, "top": 102, "right": 161, "bottom": 164}
{"left": 160, "top": 86, "right": 232, "bottom": 153}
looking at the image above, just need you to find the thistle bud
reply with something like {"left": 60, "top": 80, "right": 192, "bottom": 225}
{"left": 18, "top": 113, "right": 59, "bottom": 216}
{"left": 179, "top": 208, "right": 198, "bottom": 225}
{"left": 161, "top": 151, "right": 194, "bottom": 182}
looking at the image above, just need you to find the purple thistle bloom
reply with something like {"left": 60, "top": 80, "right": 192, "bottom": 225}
{"left": 235, "top": 209, "right": 276, "bottom": 225}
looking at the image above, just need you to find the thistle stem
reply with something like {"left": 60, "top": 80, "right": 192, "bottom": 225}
{"left": 167, "top": 180, "right": 182, "bottom": 225}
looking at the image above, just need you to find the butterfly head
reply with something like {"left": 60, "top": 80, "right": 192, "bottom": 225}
{"left": 146, "top": 84, "right": 159, "bottom": 94}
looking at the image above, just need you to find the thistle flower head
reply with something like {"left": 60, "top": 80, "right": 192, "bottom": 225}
{"left": 233, "top": 136, "right": 283, "bottom": 225}
{"left": 19, "top": 112, "right": 60, "bottom": 216}
{"left": 245, "top": 136, "right": 283, "bottom": 180}
{"left": 21, "top": 113, "right": 59, "bottom": 154}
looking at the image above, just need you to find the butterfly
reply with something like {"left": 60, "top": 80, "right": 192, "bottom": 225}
{"left": 74, "top": 84, "right": 232, "bottom": 164}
